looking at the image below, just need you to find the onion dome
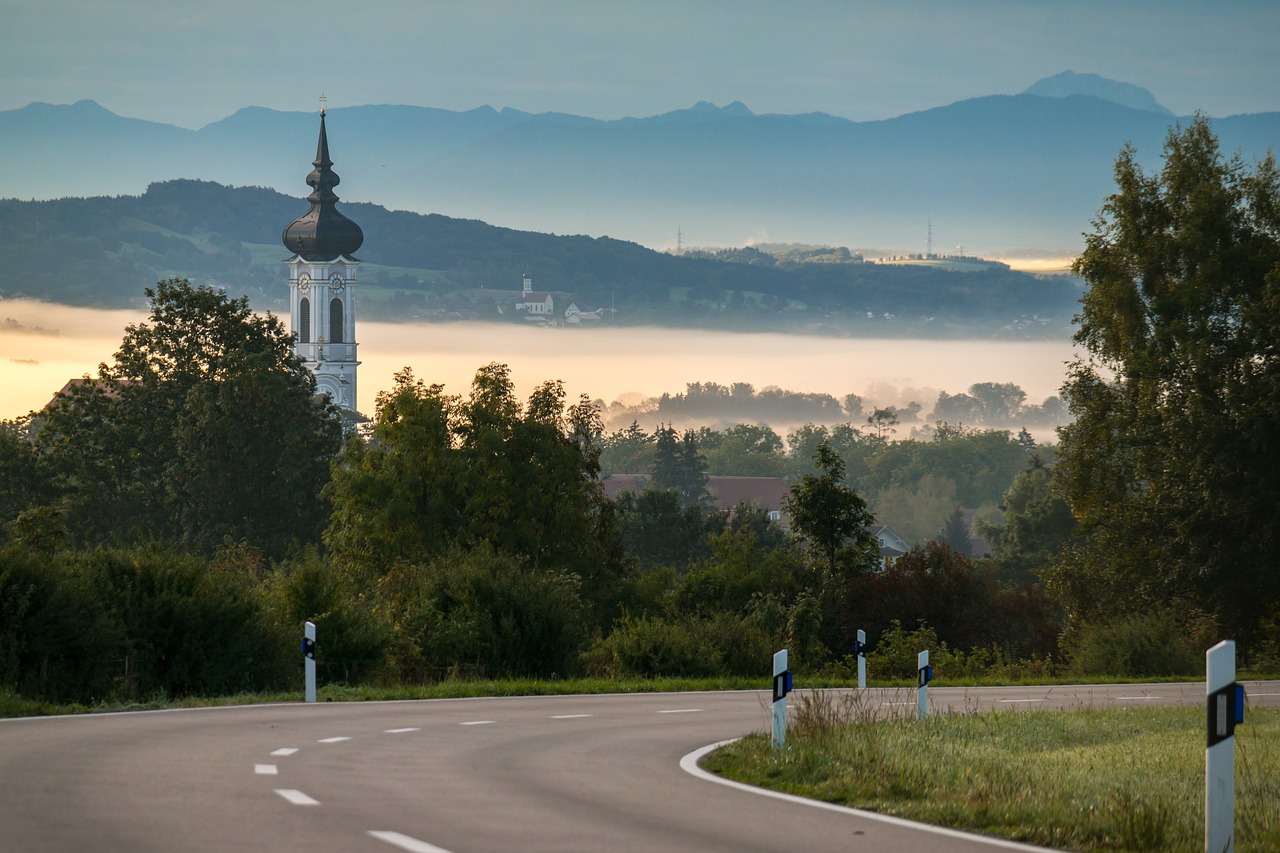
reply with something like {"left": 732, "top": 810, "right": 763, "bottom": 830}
{"left": 282, "top": 111, "right": 364, "bottom": 261}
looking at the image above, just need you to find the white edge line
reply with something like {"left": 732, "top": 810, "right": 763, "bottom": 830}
{"left": 999, "top": 699, "right": 1045, "bottom": 704}
{"left": 385, "top": 727, "right": 421, "bottom": 733}
{"left": 368, "top": 830, "right": 454, "bottom": 853}
{"left": 271, "top": 747, "right": 299, "bottom": 756}
{"left": 274, "top": 788, "right": 319, "bottom": 806}
{"left": 680, "top": 740, "right": 1059, "bottom": 853}
{"left": 254, "top": 764, "right": 278, "bottom": 775}
{"left": 1115, "top": 697, "right": 1164, "bottom": 701}
{"left": 8, "top": 681, "right": 1277, "bottom": 723}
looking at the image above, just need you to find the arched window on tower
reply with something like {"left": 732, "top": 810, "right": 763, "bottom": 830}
{"left": 330, "top": 298, "right": 344, "bottom": 343}
{"left": 299, "top": 297, "right": 311, "bottom": 343}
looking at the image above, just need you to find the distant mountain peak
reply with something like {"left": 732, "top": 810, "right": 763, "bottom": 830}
{"left": 1023, "top": 71, "right": 1172, "bottom": 116}
{"left": 646, "top": 100, "right": 755, "bottom": 124}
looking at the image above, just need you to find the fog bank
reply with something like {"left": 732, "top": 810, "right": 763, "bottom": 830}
{"left": 1, "top": 300, "right": 1077, "bottom": 423}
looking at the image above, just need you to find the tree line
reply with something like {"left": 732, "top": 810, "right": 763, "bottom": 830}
{"left": 3, "top": 120, "right": 1278, "bottom": 705}
{"left": 600, "top": 379, "right": 1068, "bottom": 435}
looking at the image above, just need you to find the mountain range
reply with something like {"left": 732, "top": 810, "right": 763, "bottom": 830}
{"left": 3, "top": 74, "right": 1276, "bottom": 253}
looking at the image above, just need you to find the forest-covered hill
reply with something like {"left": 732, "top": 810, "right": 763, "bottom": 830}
{"left": 0, "top": 180, "right": 1079, "bottom": 336}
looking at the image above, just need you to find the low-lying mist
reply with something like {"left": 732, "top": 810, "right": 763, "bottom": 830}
{"left": 1, "top": 300, "right": 1077, "bottom": 438}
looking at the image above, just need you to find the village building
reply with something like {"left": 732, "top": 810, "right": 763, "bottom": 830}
{"left": 513, "top": 272, "right": 554, "bottom": 319}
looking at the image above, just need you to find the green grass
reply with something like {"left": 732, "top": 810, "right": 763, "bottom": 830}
{"left": 0, "top": 676, "right": 769, "bottom": 718}
{"left": 704, "top": 691, "right": 1280, "bottom": 852}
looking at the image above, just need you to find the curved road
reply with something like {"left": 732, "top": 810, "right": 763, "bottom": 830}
{"left": 1, "top": 682, "right": 1275, "bottom": 852}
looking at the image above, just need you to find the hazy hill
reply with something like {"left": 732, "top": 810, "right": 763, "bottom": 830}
{"left": 0, "top": 180, "right": 1079, "bottom": 337}
{"left": 2, "top": 79, "right": 1275, "bottom": 252}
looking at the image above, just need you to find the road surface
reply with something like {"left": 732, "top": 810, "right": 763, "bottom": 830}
{"left": 1, "top": 682, "right": 1275, "bottom": 852}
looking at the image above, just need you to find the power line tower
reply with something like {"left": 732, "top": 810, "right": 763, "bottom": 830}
{"left": 676, "top": 226, "right": 684, "bottom": 255}
{"left": 927, "top": 219, "right": 933, "bottom": 258}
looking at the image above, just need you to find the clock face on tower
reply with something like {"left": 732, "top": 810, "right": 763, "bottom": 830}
{"left": 329, "top": 272, "right": 346, "bottom": 294}
{"left": 297, "top": 274, "right": 311, "bottom": 293}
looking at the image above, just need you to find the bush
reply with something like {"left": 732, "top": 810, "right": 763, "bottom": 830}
{"left": 264, "top": 550, "right": 393, "bottom": 685}
{"left": 0, "top": 546, "right": 115, "bottom": 703}
{"left": 384, "top": 545, "right": 588, "bottom": 679}
{"left": 582, "top": 611, "right": 773, "bottom": 678}
{"left": 71, "top": 547, "right": 282, "bottom": 698}
{"left": 1067, "top": 609, "right": 1204, "bottom": 678}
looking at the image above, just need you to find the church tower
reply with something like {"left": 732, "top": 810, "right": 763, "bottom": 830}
{"left": 282, "top": 107, "right": 363, "bottom": 412}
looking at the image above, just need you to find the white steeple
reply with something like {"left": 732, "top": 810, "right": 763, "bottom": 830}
{"left": 282, "top": 107, "right": 362, "bottom": 413}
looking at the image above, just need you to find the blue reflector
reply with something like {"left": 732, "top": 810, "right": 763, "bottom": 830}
{"left": 1235, "top": 684, "right": 1245, "bottom": 724}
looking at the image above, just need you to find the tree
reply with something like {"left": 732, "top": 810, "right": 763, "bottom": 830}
{"left": 968, "top": 382, "right": 1027, "bottom": 423}
{"left": 977, "top": 459, "right": 1075, "bottom": 586}
{"left": 865, "top": 406, "right": 899, "bottom": 440}
{"left": 937, "top": 506, "right": 973, "bottom": 557}
{"left": 324, "top": 364, "right": 627, "bottom": 619}
{"left": 36, "top": 279, "right": 343, "bottom": 558}
{"left": 649, "top": 425, "right": 709, "bottom": 507}
{"left": 785, "top": 440, "right": 877, "bottom": 580}
{"left": 701, "top": 424, "right": 786, "bottom": 477}
{"left": 1052, "top": 118, "right": 1280, "bottom": 644}
{"left": 600, "top": 421, "right": 652, "bottom": 473}
{"left": 0, "top": 417, "right": 53, "bottom": 543}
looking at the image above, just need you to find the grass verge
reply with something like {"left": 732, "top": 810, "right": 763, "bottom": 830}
{"left": 703, "top": 691, "right": 1280, "bottom": 852}
{"left": 0, "top": 676, "right": 770, "bottom": 718}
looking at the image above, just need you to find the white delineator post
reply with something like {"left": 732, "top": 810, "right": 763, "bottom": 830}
{"left": 771, "top": 648, "right": 791, "bottom": 749}
{"left": 856, "top": 629, "right": 867, "bottom": 690}
{"left": 303, "top": 621, "right": 317, "bottom": 704}
{"left": 1206, "top": 640, "right": 1243, "bottom": 853}
{"left": 917, "top": 649, "right": 931, "bottom": 720}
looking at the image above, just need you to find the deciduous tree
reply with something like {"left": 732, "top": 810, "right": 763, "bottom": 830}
{"left": 36, "top": 279, "right": 343, "bottom": 558}
{"left": 1052, "top": 118, "right": 1280, "bottom": 644}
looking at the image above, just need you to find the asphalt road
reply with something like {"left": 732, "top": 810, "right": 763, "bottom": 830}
{"left": 1, "top": 682, "right": 1276, "bottom": 852}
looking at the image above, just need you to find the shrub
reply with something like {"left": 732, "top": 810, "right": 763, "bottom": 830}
{"left": 582, "top": 611, "right": 773, "bottom": 678}
{"left": 0, "top": 546, "right": 115, "bottom": 703}
{"left": 390, "top": 544, "right": 588, "bottom": 679}
{"left": 71, "top": 547, "right": 281, "bottom": 697}
{"left": 264, "top": 550, "right": 393, "bottom": 685}
{"left": 1067, "top": 609, "right": 1203, "bottom": 678}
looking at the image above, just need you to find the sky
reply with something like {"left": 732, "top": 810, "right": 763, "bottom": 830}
{"left": 2, "top": 1, "right": 1277, "bottom": 129}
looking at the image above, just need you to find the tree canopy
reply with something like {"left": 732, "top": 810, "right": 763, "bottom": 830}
{"left": 33, "top": 278, "right": 343, "bottom": 558}
{"left": 323, "top": 363, "right": 626, "bottom": 618}
{"left": 1052, "top": 118, "right": 1280, "bottom": 644}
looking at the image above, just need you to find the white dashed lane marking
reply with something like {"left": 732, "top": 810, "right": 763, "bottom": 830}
{"left": 318, "top": 736, "right": 352, "bottom": 743}
{"left": 254, "top": 764, "right": 278, "bottom": 775}
{"left": 658, "top": 709, "right": 704, "bottom": 714}
{"left": 550, "top": 714, "right": 592, "bottom": 720}
{"left": 385, "top": 727, "right": 420, "bottom": 734}
{"left": 271, "top": 747, "right": 299, "bottom": 756}
{"left": 368, "top": 830, "right": 454, "bottom": 852}
{"left": 459, "top": 720, "right": 495, "bottom": 726}
{"left": 275, "top": 789, "right": 320, "bottom": 806}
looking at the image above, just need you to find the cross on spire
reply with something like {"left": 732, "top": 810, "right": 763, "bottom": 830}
{"left": 319, "top": 93, "right": 327, "bottom": 115}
